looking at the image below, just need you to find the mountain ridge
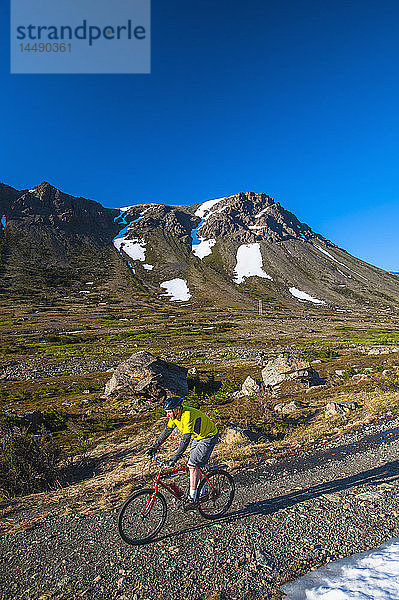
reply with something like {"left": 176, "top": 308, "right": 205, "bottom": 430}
{"left": 1, "top": 181, "right": 398, "bottom": 310}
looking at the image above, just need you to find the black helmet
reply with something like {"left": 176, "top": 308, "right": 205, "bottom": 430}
{"left": 164, "top": 396, "right": 183, "bottom": 410}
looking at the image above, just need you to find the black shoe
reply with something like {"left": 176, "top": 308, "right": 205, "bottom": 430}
{"left": 183, "top": 498, "right": 198, "bottom": 512}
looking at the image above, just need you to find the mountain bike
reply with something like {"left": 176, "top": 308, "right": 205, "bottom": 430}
{"left": 118, "top": 456, "right": 235, "bottom": 545}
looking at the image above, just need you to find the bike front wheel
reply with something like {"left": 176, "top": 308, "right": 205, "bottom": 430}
{"left": 197, "top": 469, "right": 235, "bottom": 519}
{"left": 118, "top": 488, "right": 167, "bottom": 545}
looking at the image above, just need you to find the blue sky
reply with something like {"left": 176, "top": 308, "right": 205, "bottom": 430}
{"left": 1, "top": 0, "right": 399, "bottom": 271}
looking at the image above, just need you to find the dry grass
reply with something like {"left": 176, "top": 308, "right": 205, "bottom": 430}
{"left": 3, "top": 382, "right": 399, "bottom": 534}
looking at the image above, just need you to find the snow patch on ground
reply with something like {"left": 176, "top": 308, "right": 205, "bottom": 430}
{"left": 289, "top": 287, "right": 325, "bottom": 304}
{"left": 336, "top": 268, "right": 350, "bottom": 278}
{"left": 160, "top": 278, "right": 191, "bottom": 302}
{"left": 233, "top": 243, "right": 273, "bottom": 284}
{"left": 282, "top": 537, "right": 399, "bottom": 600}
{"left": 143, "top": 264, "right": 154, "bottom": 271}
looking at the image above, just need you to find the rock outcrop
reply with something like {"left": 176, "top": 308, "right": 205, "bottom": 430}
{"left": 104, "top": 351, "right": 188, "bottom": 406}
{"left": 325, "top": 401, "right": 358, "bottom": 418}
{"left": 262, "top": 354, "right": 321, "bottom": 390}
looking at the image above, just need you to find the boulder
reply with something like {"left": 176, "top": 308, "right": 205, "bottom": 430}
{"left": 104, "top": 351, "right": 188, "bottom": 404}
{"left": 225, "top": 425, "right": 270, "bottom": 444}
{"left": 274, "top": 401, "right": 304, "bottom": 416}
{"left": 325, "top": 401, "right": 357, "bottom": 418}
{"left": 241, "top": 376, "right": 264, "bottom": 396}
{"left": 262, "top": 353, "right": 320, "bottom": 389}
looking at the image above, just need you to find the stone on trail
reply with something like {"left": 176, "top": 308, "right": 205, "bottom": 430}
{"left": 355, "top": 491, "right": 385, "bottom": 502}
{"left": 255, "top": 549, "right": 274, "bottom": 570}
{"left": 104, "top": 351, "right": 188, "bottom": 405}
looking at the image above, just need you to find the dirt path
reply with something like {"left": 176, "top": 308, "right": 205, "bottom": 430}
{"left": 1, "top": 418, "right": 399, "bottom": 600}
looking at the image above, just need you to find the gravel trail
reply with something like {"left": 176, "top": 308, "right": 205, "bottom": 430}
{"left": 1, "top": 419, "right": 399, "bottom": 600}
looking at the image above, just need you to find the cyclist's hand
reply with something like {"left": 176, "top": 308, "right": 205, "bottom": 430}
{"left": 147, "top": 446, "right": 157, "bottom": 457}
{"left": 165, "top": 459, "right": 176, "bottom": 467}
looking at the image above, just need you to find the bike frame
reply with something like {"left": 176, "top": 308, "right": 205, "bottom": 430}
{"left": 143, "top": 458, "right": 217, "bottom": 512}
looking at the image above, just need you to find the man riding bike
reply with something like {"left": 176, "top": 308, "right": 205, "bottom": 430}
{"left": 147, "top": 396, "right": 219, "bottom": 507}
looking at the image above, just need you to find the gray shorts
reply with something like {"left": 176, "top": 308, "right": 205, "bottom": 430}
{"left": 188, "top": 433, "right": 219, "bottom": 467}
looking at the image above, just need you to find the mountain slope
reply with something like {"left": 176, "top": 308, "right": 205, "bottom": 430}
{"left": 1, "top": 183, "right": 398, "bottom": 310}
{"left": 0, "top": 182, "right": 139, "bottom": 300}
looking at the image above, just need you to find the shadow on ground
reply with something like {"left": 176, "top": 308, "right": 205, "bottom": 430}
{"left": 149, "top": 458, "right": 399, "bottom": 544}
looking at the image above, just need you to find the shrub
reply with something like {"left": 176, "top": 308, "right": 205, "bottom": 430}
{"left": 0, "top": 429, "right": 63, "bottom": 498}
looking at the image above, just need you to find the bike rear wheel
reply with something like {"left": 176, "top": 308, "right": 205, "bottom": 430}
{"left": 118, "top": 488, "right": 167, "bottom": 545}
{"left": 197, "top": 469, "right": 235, "bottom": 519}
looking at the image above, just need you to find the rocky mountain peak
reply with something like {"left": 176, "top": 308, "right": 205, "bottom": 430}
{"left": 196, "top": 191, "right": 325, "bottom": 245}
{"left": 1, "top": 181, "right": 120, "bottom": 241}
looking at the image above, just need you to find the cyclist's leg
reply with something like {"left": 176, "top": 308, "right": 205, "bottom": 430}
{"left": 187, "top": 439, "right": 201, "bottom": 500}
{"left": 188, "top": 434, "right": 219, "bottom": 500}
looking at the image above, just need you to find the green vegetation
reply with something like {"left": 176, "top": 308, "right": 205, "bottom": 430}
{"left": 1, "top": 297, "right": 399, "bottom": 504}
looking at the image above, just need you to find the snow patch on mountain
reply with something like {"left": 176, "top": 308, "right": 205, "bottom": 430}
{"left": 113, "top": 209, "right": 151, "bottom": 265}
{"left": 336, "top": 268, "right": 350, "bottom": 278}
{"left": 195, "top": 197, "right": 225, "bottom": 219}
{"left": 143, "top": 264, "right": 154, "bottom": 271}
{"left": 255, "top": 207, "right": 270, "bottom": 219}
{"left": 233, "top": 243, "right": 273, "bottom": 284}
{"left": 192, "top": 238, "right": 216, "bottom": 259}
{"left": 160, "top": 278, "right": 191, "bottom": 302}
{"left": 289, "top": 287, "right": 325, "bottom": 305}
{"left": 191, "top": 197, "right": 225, "bottom": 259}
{"left": 114, "top": 238, "right": 146, "bottom": 261}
